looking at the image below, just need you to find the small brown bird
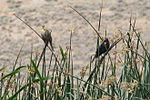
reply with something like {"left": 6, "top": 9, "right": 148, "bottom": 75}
{"left": 92, "top": 38, "right": 110, "bottom": 61}
{"left": 41, "top": 26, "right": 53, "bottom": 50}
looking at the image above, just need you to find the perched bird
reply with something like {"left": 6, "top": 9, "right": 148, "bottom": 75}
{"left": 41, "top": 26, "right": 53, "bottom": 50}
{"left": 92, "top": 38, "right": 110, "bottom": 61}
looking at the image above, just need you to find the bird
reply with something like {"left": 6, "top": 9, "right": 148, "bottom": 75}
{"left": 92, "top": 38, "right": 110, "bottom": 62}
{"left": 41, "top": 26, "right": 53, "bottom": 50}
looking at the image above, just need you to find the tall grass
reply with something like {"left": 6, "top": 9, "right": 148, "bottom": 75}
{"left": 0, "top": 6, "right": 150, "bottom": 100}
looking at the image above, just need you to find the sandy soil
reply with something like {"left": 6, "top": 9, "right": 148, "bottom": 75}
{"left": 0, "top": 0, "right": 150, "bottom": 73}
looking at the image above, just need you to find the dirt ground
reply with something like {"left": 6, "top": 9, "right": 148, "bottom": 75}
{"left": 0, "top": 0, "right": 150, "bottom": 73}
